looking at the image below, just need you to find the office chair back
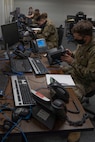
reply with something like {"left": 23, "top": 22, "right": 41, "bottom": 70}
{"left": 85, "top": 90, "right": 95, "bottom": 97}
{"left": 57, "top": 25, "right": 64, "bottom": 47}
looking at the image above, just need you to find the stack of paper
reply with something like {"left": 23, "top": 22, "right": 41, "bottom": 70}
{"left": 46, "top": 74, "right": 75, "bottom": 87}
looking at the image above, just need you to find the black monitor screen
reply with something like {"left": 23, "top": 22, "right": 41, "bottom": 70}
{"left": 1, "top": 22, "right": 19, "bottom": 48}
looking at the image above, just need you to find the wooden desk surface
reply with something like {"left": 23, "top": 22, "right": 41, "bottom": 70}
{"left": 0, "top": 54, "right": 94, "bottom": 135}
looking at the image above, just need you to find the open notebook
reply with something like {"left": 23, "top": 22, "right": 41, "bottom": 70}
{"left": 46, "top": 74, "right": 75, "bottom": 87}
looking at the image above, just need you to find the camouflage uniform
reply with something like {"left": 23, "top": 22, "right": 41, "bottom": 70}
{"left": 37, "top": 21, "right": 58, "bottom": 49}
{"left": 63, "top": 37, "right": 95, "bottom": 99}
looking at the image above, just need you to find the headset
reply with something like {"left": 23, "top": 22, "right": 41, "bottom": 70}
{"left": 51, "top": 99, "right": 67, "bottom": 120}
{"left": 50, "top": 96, "right": 88, "bottom": 126}
{"left": 47, "top": 77, "right": 69, "bottom": 120}
{"left": 49, "top": 77, "right": 69, "bottom": 104}
{"left": 48, "top": 77, "right": 89, "bottom": 126}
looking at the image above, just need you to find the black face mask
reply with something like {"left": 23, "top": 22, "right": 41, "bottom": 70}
{"left": 75, "top": 39, "right": 85, "bottom": 44}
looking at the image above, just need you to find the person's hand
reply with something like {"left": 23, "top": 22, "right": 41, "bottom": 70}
{"left": 61, "top": 53, "right": 74, "bottom": 64}
{"left": 33, "top": 30, "right": 38, "bottom": 34}
{"left": 65, "top": 49, "right": 73, "bottom": 56}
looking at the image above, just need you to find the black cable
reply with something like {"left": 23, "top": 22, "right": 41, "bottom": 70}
{"left": 67, "top": 100, "right": 80, "bottom": 114}
{"left": 66, "top": 113, "right": 88, "bottom": 126}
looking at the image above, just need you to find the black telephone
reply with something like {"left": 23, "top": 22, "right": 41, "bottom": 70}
{"left": 47, "top": 46, "right": 67, "bottom": 65}
{"left": 49, "top": 77, "right": 69, "bottom": 104}
{"left": 13, "top": 43, "right": 31, "bottom": 58}
{"left": 13, "top": 50, "right": 28, "bottom": 58}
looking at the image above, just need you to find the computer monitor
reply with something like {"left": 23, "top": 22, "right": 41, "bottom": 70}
{"left": 1, "top": 22, "right": 19, "bottom": 49}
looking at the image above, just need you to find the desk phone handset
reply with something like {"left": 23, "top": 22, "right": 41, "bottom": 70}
{"left": 49, "top": 77, "right": 69, "bottom": 104}
{"left": 14, "top": 50, "right": 28, "bottom": 58}
{"left": 13, "top": 43, "right": 31, "bottom": 58}
{"left": 30, "top": 40, "right": 38, "bottom": 53}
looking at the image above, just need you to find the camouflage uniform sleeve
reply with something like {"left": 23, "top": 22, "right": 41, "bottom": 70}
{"left": 70, "top": 46, "right": 95, "bottom": 81}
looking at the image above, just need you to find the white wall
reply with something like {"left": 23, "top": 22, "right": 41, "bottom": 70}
{"left": 14, "top": 0, "right": 95, "bottom": 27}
{"left": 0, "top": 0, "right": 14, "bottom": 37}
{"left": 0, "top": 1, "right": 5, "bottom": 36}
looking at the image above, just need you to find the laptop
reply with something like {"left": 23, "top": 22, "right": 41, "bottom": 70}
{"left": 10, "top": 58, "right": 33, "bottom": 73}
{"left": 10, "top": 54, "right": 48, "bottom": 74}
{"left": 6, "top": 47, "right": 32, "bottom": 73}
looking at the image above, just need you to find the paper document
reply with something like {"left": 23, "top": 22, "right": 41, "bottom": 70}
{"left": 46, "top": 74, "right": 75, "bottom": 87}
{"left": 32, "top": 28, "right": 41, "bottom": 31}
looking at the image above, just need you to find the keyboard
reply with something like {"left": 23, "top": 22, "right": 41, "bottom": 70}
{"left": 10, "top": 59, "right": 33, "bottom": 73}
{"left": 28, "top": 57, "right": 49, "bottom": 75}
{"left": 11, "top": 75, "right": 36, "bottom": 106}
{"left": 0, "top": 74, "right": 9, "bottom": 96}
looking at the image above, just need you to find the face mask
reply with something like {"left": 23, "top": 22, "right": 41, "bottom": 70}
{"left": 75, "top": 39, "right": 85, "bottom": 44}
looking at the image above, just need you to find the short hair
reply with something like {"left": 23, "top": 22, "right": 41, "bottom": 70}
{"left": 29, "top": 7, "right": 33, "bottom": 10}
{"left": 36, "top": 13, "right": 47, "bottom": 21}
{"left": 72, "top": 20, "right": 93, "bottom": 36}
{"left": 35, "top": 9, "right": 40, "bottom": 12}
{"left": 42, "top": 13, "right": 48, "bottom": 18}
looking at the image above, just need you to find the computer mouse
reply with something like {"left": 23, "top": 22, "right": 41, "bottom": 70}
{"left": 51, "top": 99, "right": 65, "bottom": 109}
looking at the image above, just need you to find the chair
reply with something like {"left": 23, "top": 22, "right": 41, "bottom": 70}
{"left": 81, "top": 90, "right": 95, "bottom": 120}
{"left": 65, "top": 19, "right": 75, "bottom": 42}
{"left": 57, "top": 25, "right": 64, "bottom": 47}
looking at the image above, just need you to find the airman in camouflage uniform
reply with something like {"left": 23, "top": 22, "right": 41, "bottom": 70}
{"left": 61, "top": 20, "right": 94, "bottom": 142}
{"left": 61, "top": 20, "right": 95, "bottom": 99}
{"left": 36, "top": 14, "right": 58, "bottom": 49}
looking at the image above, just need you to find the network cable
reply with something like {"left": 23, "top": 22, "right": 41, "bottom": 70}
{"left": 1, "top": 112, "right": 29, "bottom": 142}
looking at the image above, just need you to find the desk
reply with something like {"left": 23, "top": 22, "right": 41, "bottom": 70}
{"left": 0, "top": 54, "right": 94, "bottom": 141}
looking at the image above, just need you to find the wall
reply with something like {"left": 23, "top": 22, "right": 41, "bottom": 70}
{"left": 0, "top": 1, "right": 5, "bottom": 36}
{"left": 14, "top": 0, "right": 95, "bottom": 27}
{"left": 0, "top": 0, "right": 14, "bottom": 37}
